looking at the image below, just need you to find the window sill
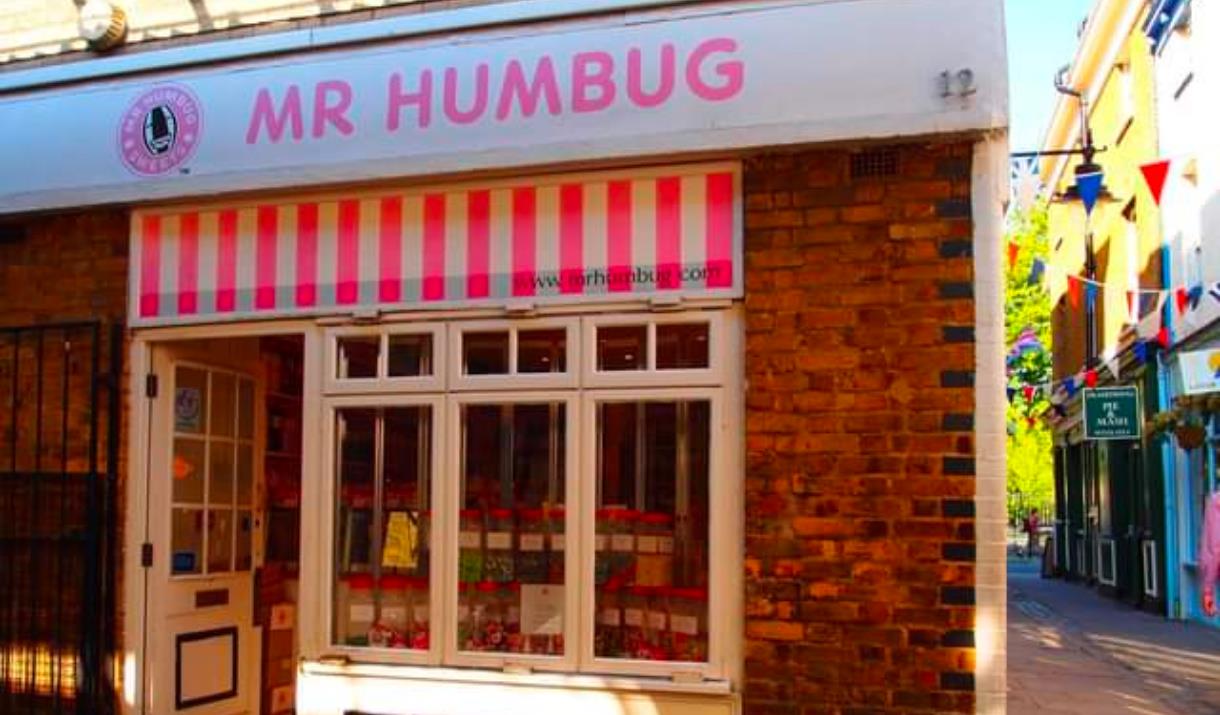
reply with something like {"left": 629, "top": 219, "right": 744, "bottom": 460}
{"left": 299, "top": 659, "right": 733, "bottom": 697}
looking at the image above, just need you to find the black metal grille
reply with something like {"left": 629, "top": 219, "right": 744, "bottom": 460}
{"left": 0, "top": 322, "right": 121, "bottom": 715}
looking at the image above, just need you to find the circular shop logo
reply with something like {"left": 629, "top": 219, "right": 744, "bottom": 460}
{"left": 117, "top": 84, "right": 202, "bottom": 176}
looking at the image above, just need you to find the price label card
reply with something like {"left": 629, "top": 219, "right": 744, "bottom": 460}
{"left": 648, "top": 611, "right": 668, "bottom": 630}
{"left": 611, "top": 534, "right": 635, "bottom": 552}
{"left": 520, "top": 534, "right": 544, "bottom": 551}
{"left": 624, "top": 608, "right": 644, "bottom": 627}
{"left": 671, "top": 615, "right": 698, "bottom": 636}
{"left": 601, "top": 608, "right": 622, "bottom": 626}
{"left": 458, "top": 531, "right": 480, "bottom": 549}
{"left": 636, "top": 535, "right": 659, "bottom": 554}
{"left": 487, "top": 531, "right": 512, "bottom": 550}
{"left": 521, "top": 585, "right": 564, "bottom": 636}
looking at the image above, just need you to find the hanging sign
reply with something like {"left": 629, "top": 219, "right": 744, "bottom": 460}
{"left": 1083, "top": 387, "right": 1142, "bottom": 441}
{"left": 1179, "top": 348, "right": 1220, "bottom": 395}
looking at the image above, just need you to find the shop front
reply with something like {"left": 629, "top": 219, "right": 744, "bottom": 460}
{"left": 0, "top": 1, "right": 1008, "bottom": 713}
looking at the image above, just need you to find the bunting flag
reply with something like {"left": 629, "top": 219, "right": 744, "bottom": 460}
{"left": 1077, "top": 171, "right": 1104, "bottom": 215}
{"left": 1064, "top": 377, "right": 1078, "bottom": 398}
{"left": 1140, "top": 160, "right": 1171, "bottom": 206}
{"left": 1008, "top": 242, "right": 1020, "bottom": 270}
{"left": 1022, "top": 385, "right": 1036, "bottom": 401}
{"left": 1210, "top": 282, "right": 1220, "bottom": 304}
{"left": 1105, "top": 357, "right": 1121, "bottom": 382}
{"left": 1126, "top": 290, "right": 1138, "bottom": 322}
{"left": 1134, "top": 341, "right": 1148, "bottom": 365}
{"left": 1068, "top": 275, "right": 1081, "bottom": 308}
{"left": 1085, "top": 282, "right": 1098, "bottom": 310}
{"left": 1029, "top": 258, "right": 1046, "bottom": 286}
{"left": 1158, "top": 326, "right": 1171, "bottom": 349}
{"left": 1084, "top": 369, "right": 1098, "bottom": 388}
{"left": 1176, "top": 287, "right": 1190, "bottom": 315}
{"left": 1189, "top": 284, "right": 1204, "bottom": 310}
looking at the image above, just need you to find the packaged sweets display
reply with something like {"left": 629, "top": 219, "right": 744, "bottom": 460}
{"left": 485, "top": 509, "right": 515, "bottom": 583}
{"left": 645, "top": 587, "right": 670, "bottom": 658}
{"left": 474, "top": 581, "right": 508, "bottom": 651}
{"left": 458, "top": 509, "right": 483, "bottom": 583}
{"left": 635, "top": 512, "right": 674, "bottom": 588}
{"left": 377, "top": 575, "right": 410, "bottom": 648}
{"left": 596, "top": 508, "right": 637, "bottom": 586}
{"left": 341, "top": 573, "right": 375, "bottom": 647}
{"left": 516, "top": 509, "right": 548, "bottom": 583}
{"left": 545, "top": 506, "right": 565, "bottom": 584}
{"left": 595, "top": 583, "right": 623, "bottom": 658}
{"left": 669, "top": 587, "right": 708, "bottom": 662}
{"left": 621, "top": 585, "right": 648, "bottom": 659}
{"left": 406, "top": 577, "right": 430, "bottom": 650}
{"left": 504, "top": 581, "right": 524, "bottom": 653}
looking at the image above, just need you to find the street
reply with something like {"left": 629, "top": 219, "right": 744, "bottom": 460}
{"left": 1009, "top": 557, "right": 1220, "bottom": 714}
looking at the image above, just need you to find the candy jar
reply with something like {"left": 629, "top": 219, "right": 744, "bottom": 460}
{"left": 595, "top": 583, "right": 623, "bottom": 658}
{"left": 485, "top": 508, "right": 516, "bottom": 583}
{"left": 517, "top": 509, "right": 548, "bottom": 583}
{"left": 669, "top": 587, "right": 708, "bottom": 662}
{"left": 378, "top": 574, "right": 410, "bottom": 648}
{"left": 635, "top": 512, "right": 674, "bottom": 587}
{"left": 458, "top": 509, "right": 484, "bottom": 584}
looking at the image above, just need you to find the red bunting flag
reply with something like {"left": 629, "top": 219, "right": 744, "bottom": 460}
{"left": 1008, "top": 242, "right": 1020, "bottom": 270}
{"left": 1022, "top": 385, "right": 1035, "bottom": 401}
{"left": 1176, "top": 287, "right": 1190, "bottom": 315}
{"left": 1127, "top": 290, "right": 1138, "bottom": 320}
{"left": 1068, "top": 276, "right": 1081, "bottom": 308}
{"left": 1140, "top": 160, "right": 1171, "bottom": 206}
{"left": 1084, "top": 369, "right": 1098, "bottom": 388}
{"left": 1025, "top": 416, "right": 1037, "bottom": 430}
{"left": 1158, "top": 326, "right": 1171, "bottom": 349}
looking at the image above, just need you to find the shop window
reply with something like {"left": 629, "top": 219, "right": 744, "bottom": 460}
{"left": 170, "top": 365, "right": 256, "bottom": 577}
{"left": 321, "top": 310, "right": 735, "bottom": 679}
{"left": 388, "top": 333, "right": 434, "bottom": 378}
{"left": 594, "top": 400, "right": 710, "bottom": 663}
{"left": 327, "top": 326, "right": 445, "bottom": 393}
{"left": 337, "top": 336, "right": 380, "bottom": 379}
{"left": 333, "top": 404, "right": 434, "bottom": 652}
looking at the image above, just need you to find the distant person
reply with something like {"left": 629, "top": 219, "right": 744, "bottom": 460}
{"left": 1023, "top": 509, "right": 1040, "bottom": 559}
{"left": 1200, "top": 493, "right": 1220, "bottom": 616}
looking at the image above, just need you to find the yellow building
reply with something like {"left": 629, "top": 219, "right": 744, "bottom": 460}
{"left": 1039, "top": 0, "right": 1168, "bottom": 610}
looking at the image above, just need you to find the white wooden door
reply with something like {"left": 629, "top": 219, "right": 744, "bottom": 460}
{"left": 145, "top": 340, "right": 263, "bottom": 714}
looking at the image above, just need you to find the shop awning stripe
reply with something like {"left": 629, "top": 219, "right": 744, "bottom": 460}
{"left": 130, "top": 163, "right": 742, "bottom": 326}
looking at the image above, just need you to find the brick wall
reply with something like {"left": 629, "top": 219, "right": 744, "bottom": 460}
{"left": 741, "top": 142, "right": 978, "bottom": 714}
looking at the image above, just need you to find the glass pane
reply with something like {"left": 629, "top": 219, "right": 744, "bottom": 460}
{"left": 463, "top": 332, "right": 510, "bottom": 375}
{"left": 236, "top": 444, "right": 254, "bottom": 506}
{"left": 338, "top": 336, "right": 380, "bottom": 379}
{"left": 210, "top": 373, "right": 236, "bottom": 437}
{"left": 174, "top": 367, "right": 208, "bottom": 435}
{"left": 458, "top": 403, "right": 565, "bottom": 656}
{"left": 235, "top": 510, "right": 253, "bottom": 571}
{"left": 209, "top": 441, "right": 235, "bottom": 506}
{"left": 595, "top": 400, "right": 709, "bottom": 662}
{"left": 518, "top": 329, "right": 566, "bottom": 374}
{"left": 237, "top": 379, "right": 254, "bottom": 439}
{"left": 335, "top": 409, "right": 376, "bottom": 578}
{"left": 388, "top": 334, "right": 434, "bottom": 377}
{"left": 207, "top": 509, "right": 234, "bottom": 573}
{"left": 172, "top": 438, "right": 206, "bottom": 504}
{"left": 171, "top": 508, "right": 203, "bottom": 575}
{"left": 656, "top": 323, "right": 710, "bottom": 370}
{"left": 597, "top": 326, "right": 647, "bottom": 371}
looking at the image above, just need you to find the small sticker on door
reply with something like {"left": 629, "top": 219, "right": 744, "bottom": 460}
{"left": 175, "top": 387, "right": 202, "bottom": 432}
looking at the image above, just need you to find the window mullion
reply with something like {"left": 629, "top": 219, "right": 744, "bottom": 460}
{"left": 371, "top": 408, "right": 386, "bottom": 623}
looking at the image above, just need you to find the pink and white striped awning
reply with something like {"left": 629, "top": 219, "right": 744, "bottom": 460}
{"left": 130, "top": 163, "right": 741, "bottom": 326}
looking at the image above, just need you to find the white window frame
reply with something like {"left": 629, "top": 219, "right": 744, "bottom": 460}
{"left": 312, "top": 307, "right": 741, "bottom": 684}
{"left": 324, "top": 323, "right": 447, "bottom": 395}
{"left": 442, "top": 391, "right": 580, "bottom": 673}
{"left": 447, "top": 317, "right": 580, "bottom": 391}
{"left": 579, "top": 387, "right": 729, "bottom": 681}
{"left": 321, "top": 393, "right": 447, "bottom": 667}
{"left": 582, "top": 311, "right": 726, "bottom": 389}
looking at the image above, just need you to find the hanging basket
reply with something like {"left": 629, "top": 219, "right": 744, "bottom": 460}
{"left": 1174, "top": 423, "right": 1207, "bottom": 450}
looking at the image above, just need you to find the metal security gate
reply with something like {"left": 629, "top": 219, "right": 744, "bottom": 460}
{"left": 0, "top": 322, "right": 121, "bottom": 715}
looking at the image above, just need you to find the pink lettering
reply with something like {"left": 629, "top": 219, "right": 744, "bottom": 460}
{"left": 246, "top": 86, "right": 304, "bottom": 144}
{"left": 496, "top": 57, "right": 563, "bottom": 120}
{"left": 387, "top": 70, "right": 434, "bottom": 131}
{"left": 627, "top": 45, "right": 676, "bottom": 108}
{"left": 313, "top": 80, "right": 355, "bottom": 138}
{"left": 444, "top": 64, "right": 490, "bottom": 125}
{"left": 686, "top": 38, "right": 743, "bottom": 102}
{"left": 571, "top": 52, "right": 616, "bottom": 113}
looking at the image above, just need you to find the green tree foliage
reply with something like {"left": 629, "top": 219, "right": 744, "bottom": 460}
{"left": 1006, "top": 207, "right": 1055, "bottom": 522}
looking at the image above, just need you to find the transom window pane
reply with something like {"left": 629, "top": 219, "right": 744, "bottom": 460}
{"left": 656, "top": 323, "right": 710, "bottom": 370}
{"left": 337, "top": 337, "right": 380, "bottom": 379}
{"left": 597, "top": 326, "right": 647, "bottom": 371}
{"left": 458, "top": 403, "right": 566, "bottom": 656}
{"left": 517, "top": 329, "right": 567, "bottom": 374}
{"left": 334, "top": 406, "right": 432, "bottom": 650}
{"left": 388, "top": 334, "right": 434, "bottom": 377}
{"left": 463, "top": 332, "right": 510, "bottom": 375}
{"left": 595, "top": 400, "right": 710, "bottom": 662}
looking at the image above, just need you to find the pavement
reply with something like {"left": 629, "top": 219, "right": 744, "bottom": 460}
{"left": 1008, "top": 556, "right": 1220, "bottom": 714}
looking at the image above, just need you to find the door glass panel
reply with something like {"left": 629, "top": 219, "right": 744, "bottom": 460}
{"left": 209, "top": 442, "right": 235, "bottom": 506}
{"left": 338, "top": 337, "right": 380, "bottom": 379}
{"left": 236, "top": 444, "right": 254, "bottom": 506}
{"left": 463, "top": 332, "right": 510, "bottom": 375}
{"left": 174, "top": 367, "right": 209, "bottom": 435}
{"left": 210, "top": 373, "right": 236, "bottom": 437}
{"left": 458, "top": 402, "right": 565, "bottom": 656}
{"left": 333, "top": 406, "right": 433, "bottom": 650}
{"left": 172, "top": 438, "right": 206, "bottom": 504}
{"left": 594, "top": 400, "right": 710, "bottom": 662}
{"left": 207, "top": 509, "right": 233, "bottom": 573}
{"left": 597, "top": 326, "right": 647, "bottom": 371}
{"left": 235, "top": 510, "right": 254, "bottom": 572}
{"left": 388, "top": 334, "right": 434, "bottom": 377}
{"left": 172, "top": 508, "right": 204, "bottom": 575}
{"left": 656, "top": 323, "right": 710, "bottom": 370}
{"left": 518, "top": 329, "right": 566, "bottom": 374}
